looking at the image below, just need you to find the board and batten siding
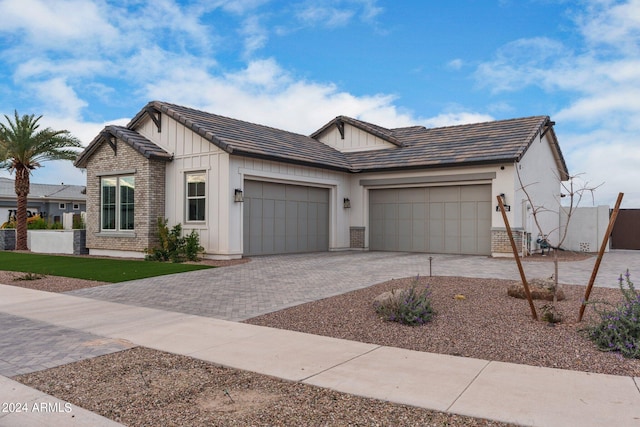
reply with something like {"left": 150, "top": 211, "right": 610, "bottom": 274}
{"left": 315, "top": 123, "right": 397, "bottom": 152}
{"left": 137, "top": 113, "right": 233, "bottom": 257}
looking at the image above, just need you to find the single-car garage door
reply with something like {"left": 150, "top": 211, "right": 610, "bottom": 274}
{"left": 369, "top": 185, "right": 491, "bottom": 255}
{"left": 243, "top": 181, "right": 329, "bottom": 256}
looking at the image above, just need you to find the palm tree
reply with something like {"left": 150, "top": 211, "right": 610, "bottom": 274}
{"left": 0, "top": 111, "right": 82, "bottom": 250}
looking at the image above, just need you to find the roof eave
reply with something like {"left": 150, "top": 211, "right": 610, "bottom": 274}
{"left": 231, "top": 149, "right": 352, "bottom": 173}
{"left": 515, "top": 117, "right": 569, "bottom": 181}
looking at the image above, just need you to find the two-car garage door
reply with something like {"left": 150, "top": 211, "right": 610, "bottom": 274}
{"left": 369, "top": 185, "right": 491, "bottom": 255}
{"left": 243, "top": 180, "right": 329, "bottom": 256}
{"left": 243, "top": 181, "right": 491, "bottom": 256}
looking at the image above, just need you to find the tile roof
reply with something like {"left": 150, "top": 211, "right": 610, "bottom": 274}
{"left": 345, "top": 116, "right": 564, "bottom": 173}
{"left": 75, "top": 125, "right": 172, "bottom": 168}
{"left": 77, "top": 101, "right": 568, "bottom": 179}
{"left": 0, "top": 177, "right": 86, "bottom": 200}
{"left": 133, "top": 102, "right": 352, "bottom": 171}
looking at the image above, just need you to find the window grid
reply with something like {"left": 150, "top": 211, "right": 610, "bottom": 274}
{"left": 101, "top": 176, "right": 134, "bottom": 231}
{"left": 186, "top": 173, "right": 206, "bottom": 222}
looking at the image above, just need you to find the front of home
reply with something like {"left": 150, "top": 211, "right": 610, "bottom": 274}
{"left": 74, "top": 101, "right": 568, "bottom": 259}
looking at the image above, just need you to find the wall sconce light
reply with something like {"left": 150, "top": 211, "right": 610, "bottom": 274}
{"left": 343, "top": 197, "right": 351, "bottom": 209}
{"left": 234, "top": 189, "right": 244, "bottom": 202}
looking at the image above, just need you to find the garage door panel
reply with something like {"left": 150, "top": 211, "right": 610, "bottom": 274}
{"left": 263, "top": 182, "right": 285, "bottom": 199}
{"left": 370, "top": 184, "right": 490, "bottom": 255}
{"left": 244, "top": 181, "right": 329, "bottom": 256}
{"left": 430, "top": 187, "right": 458, "bottom": 202}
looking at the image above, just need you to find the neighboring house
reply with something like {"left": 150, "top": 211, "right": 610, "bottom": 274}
{"left": 0, "top": 177, "right": 86, "bottom": 226}
{"left": 74, "top": 101, "right": 569, "bottom": 259}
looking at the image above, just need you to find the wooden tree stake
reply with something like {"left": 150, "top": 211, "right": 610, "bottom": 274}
{"left": 578, "top": 192, "right": 624, "bottom": 322}
{"left": 497, "top": 196, "right": 538, "bottom": 320}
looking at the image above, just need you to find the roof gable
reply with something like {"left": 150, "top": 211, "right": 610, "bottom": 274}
{"left": 311, "top": 116, "right": 402, "bottom": 147}
{"left": 75, "top": 125, "right": 173, "bottom": 168}
{"left": 132, "top": 101, "right": 352, "bottom": 171}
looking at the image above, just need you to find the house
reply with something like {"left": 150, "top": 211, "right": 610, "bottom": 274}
{"left": 0, "top": 177, "right": 86, "bottom": 227}
{"left": 74, "top": 101, "right": 569, "bottom": 259}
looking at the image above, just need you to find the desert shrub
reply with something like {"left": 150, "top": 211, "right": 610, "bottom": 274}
{"left": 146, "top": 218, "right": 203, "bottom": 263}
{"left": 374, "top": 276, "right": 435, "bottom": 326}
{"left": 585, "top": 270, "right": 640, "bottom": 358}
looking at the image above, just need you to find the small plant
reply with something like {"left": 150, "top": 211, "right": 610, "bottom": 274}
{"left": 183, "top": 230, "right": 203, "bottom": 262}
{"left": 145, "top": 218, "right": 203, "bottom": 263}
{"left": 374, "top": 276, "right": 435, "bottom": 326}
{"left": 14, "top": 272, "right": 45, "bottom": 281}
{"left": 585, "top": 270, "right": 640, "bottom": 358}
{"left": 72, "top": 215, "right": 86, "bottom": 230}
{"left": 541, "top": 303, "right": 562, "bottom": 324}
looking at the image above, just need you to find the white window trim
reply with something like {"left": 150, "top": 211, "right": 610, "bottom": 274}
{"left": 185, "top": 171, "right": 206, "bottom": 223}
{"left": 100, "top": 175, "right": 135, "bottom": 232}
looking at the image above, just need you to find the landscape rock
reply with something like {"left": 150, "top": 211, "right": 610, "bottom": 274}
{"left": 373, "top": 288, "right": 410, "bottom": 307}
{"left": 507, "top": 277, "right": 565, "bottom": 301}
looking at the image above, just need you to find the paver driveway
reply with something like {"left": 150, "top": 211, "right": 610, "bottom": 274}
{"left": 68, "top": 250, "right": 640, "bottom": 321}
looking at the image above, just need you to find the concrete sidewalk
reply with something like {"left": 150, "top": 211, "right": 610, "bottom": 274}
{"left": 1, "top": 284, "right": 639, "bottom": 427}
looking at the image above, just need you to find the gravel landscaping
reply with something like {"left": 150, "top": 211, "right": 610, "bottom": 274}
{"left": 5, "top": 252, "right": 639, "bottom": 426}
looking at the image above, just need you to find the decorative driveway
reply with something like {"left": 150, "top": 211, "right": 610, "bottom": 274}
{"left": 67, "top": 250, "right": 640, "bottom": 321}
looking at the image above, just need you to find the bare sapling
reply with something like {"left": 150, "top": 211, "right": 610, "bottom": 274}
{"left": 516, "top": 167, "right": 601, "bottom": 322}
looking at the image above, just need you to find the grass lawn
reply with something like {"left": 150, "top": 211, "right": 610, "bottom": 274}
{"left": 0, "top": 252, "right": 213, "bottom": 283}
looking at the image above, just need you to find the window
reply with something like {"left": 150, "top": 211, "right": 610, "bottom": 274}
{"left": 101, "top": 176, "right": 135, "bottom": 231}
{"left": 59, "top": 203, "right": 66, "bottom": 210}
{"left": 186, "top": 172, "right": 205, "bottom": 221}
{"left": 73, "top": 203, "right": 80, "bottom": 210}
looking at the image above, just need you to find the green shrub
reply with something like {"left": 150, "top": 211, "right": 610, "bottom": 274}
{"left": 585, "top": 270, "right": 640, "bottom": 358}
{"left": 145, "top": 218, "right": 203, "bottom": 263}
{"left": 374, "top": 276, "right": 435, "bottom": 326}
{"left": 27, "top": 217, "right": 48, "bottom": 229}
{"left": 72, "top": 215, "right": 85, "bottom": 229}
{"left": 184, "top": 230, "right": 203, "bottom": 262}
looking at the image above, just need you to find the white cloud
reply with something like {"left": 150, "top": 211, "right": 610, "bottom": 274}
{"left": 0, "top": 0, "right": 117, "bottom": 49}
{"left": 562, "top": 130, "right": 640, "bottom": 207}
{"left": 28, "top": 78, "right": 88, "bottom": 120}
{"left": 421, "top": 112, "right": 495, "bottom": 128}
{"left": 294, "top": 0, "right": 382, "bottom": 28}
{"left": 296, "top": 5, "right": 354, "bottom": 28}
{"left": 239, "top": 15, "right": 269, "bottom": 57}
{"left": 447, "top": 59, "right": 464, "bottom": 70}
{"left": 578, "top": 0, "right": 640, "bottom": 53}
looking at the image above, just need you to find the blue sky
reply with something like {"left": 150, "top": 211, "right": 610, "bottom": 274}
{"left": 0, "top": 0, "right": 639, "bottom": 207}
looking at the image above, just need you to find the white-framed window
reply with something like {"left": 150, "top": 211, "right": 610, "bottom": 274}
{"left": 101, "top": 176, "right": 135, "bottom": 231}
{"left": 73, "top": 203, "right": 80, "bottom": 210}
{"left": 186, "top": 172, "right": 206, "bottom": 222}
{"left": 59, "top": 203, "right": 66, "bottom": 210}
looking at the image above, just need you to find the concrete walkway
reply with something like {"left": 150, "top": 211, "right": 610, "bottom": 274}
{"left": 2, "top": 250, "right": 640, "bottom": 426}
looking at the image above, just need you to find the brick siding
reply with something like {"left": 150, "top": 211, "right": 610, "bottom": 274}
{"left": 491, "top": 228, "right": 524, "bottom": 256}
{"left": 349, "top": 226, "right": 365, "bottom": 249}
{"left": 84, "top": 141, "right": 166, "bottom": 253}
